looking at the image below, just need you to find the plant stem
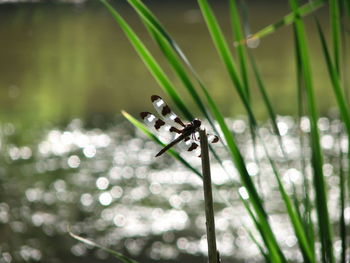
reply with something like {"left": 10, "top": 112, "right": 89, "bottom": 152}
{"left": 200, "top": 129, "right": 220, "bottom": 263}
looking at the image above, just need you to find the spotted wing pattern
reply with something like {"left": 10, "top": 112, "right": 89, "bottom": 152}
{"left": 140, "top": 112, "right": 180, "bottom": 143}
{"left": 191, "top": 131, "right": 219, "bottom": 145}
{"left": 181, "top": 132, "right": 218, "bottom": 156}
{"left": 182, "top": 136, "right": 200, "bottom": 156}
{"left": 176, "top": 133, "right": 218, "bottom": 157}
{"left": 140, "top": 95, "right": 219, "bottom": 157}
{"left": 151, "top": 95, "right": 185, "bottom": 129}
{"left": 208, "top": 134, "right": 219, "bottom": 144}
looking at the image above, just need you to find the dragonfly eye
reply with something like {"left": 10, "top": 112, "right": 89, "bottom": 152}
{"left": 192, "top": 119, "right": 201, "bottom": 127}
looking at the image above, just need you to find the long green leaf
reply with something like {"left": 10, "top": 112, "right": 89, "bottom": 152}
{"left": 229, "top": 0, "right": 249, "bottom": 99}
{"left": 197, "top": 2, "right": 283, "bottom": 258}
{"left": 100, "top": 0, "right": 193, "bottom": 122}
{"left": 294, "top": 26, "right": 315, "bottom": 253}
{"left": 239, "top": 195, "right": 275, "bottom": 262}
{"left": 345, "top": 0, "right": 350, "bottom": 19}
{"left": 199, "top": 1, "right": 302, "bottom": 261}
{"left": 248, "top": 51, "right": 285, "bottom": 153}
{"left": 329, "top": 0, "right": 341, "bottom": 74}
{"left": 207, "top": 99, "right": 287, "bottom": 261}
{"left": 337, "top": 132, "right": 347, "bottom": 263}
{"left": 289, "top": 1, "right": 334, "bottom": 262}
{"left": 248, "top": 47, "right": 314, "bottom": 262}
{"left": 240, "top": 0, "right": 326, "bottom": 44}
{"left": 249, "top": 48, "right": 315, "bottom": 260}
{"left": 316, "top": 19, "right": 349, "bottom": 263}
{"left": 263, "top": 141, "right": 315, "bottom": 262}
{"left": 198, "top": 0, "right": 256, "bottom": 126}
{"left": 69, "top": 230, "right": 139, "bottom": 263}
{"left": 316, "top": 20, "right": 350, "bottom": 134}
{"left": 198, "top": 2, "right": 316, "bottom": 262}
{"left": 208, "top": 100, "right": 287, "bottom": 261}
{"left": 245, "top": 227, "right": 270, "bottom": 262}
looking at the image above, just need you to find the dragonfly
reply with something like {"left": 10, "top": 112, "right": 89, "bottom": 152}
{"left": 140, "top": 95, "right": 219, "bottom": 157}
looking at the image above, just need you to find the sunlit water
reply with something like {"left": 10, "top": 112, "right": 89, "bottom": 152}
{"left": 1, "top": 116, "right": 348, "bottom": 263}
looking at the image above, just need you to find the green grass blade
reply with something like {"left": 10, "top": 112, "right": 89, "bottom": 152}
{"left": 289, "top": 1, "right": 334, "bottom": 262}
{"left": 266, "top": 150, "right": 315, "bottom": 262}
{"left": 241, "top": 0, "right": 326, "bottom": 44}
{"left": 248, "top": 51, "right": 286, "bottom": 153}
{"left": 195, "top": 66, "right": 286, "bottom": 260}
{"left": 247, "top": 48, "right": 314, "bottom": 261}
{"left": 229, "top": 0, "right": 250, "bottom": 99}
{"left": 228, "top": 9, "right": 313, "bottom": 259}
{"left": 245, "top": 227, "right": 270, "bottom": 262}
{"left": 198, "top": 0, "right": 256, "bottom": 125}
{"left": 337, "top": 132, "right": 347, "bottom": 263}
{"left": 100, "top": 0, "right": 193, "bottom": 121}
{"left": 69, "top": 229, "right": 139, "bottom": 263}
{"left": 294, "top": 26, "right": 316, "bottom": 252}
{"left": 316, "top": 19, "right": 350, "bottom": 262}
{"left": 329, "top": 0, "right": 341, "bottom": 73}
{"left": 213, "top": 118, "right": 286, "bottom": 260}
{"left": 122, "top": 111, "right": 202, "bottom": 177}
{"left": 345, "top": 0, "right": 350, "bottom": 18}
{"left": 316, "top": 20, "right": 350, "bottom": 132}
{"left": 239, "top": 195, "right": 279, "bottom": 262}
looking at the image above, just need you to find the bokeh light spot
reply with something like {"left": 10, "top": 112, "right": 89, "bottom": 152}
{"left": 67, "top": 155, "right": 80, "bottom": 168}
{"left": 96, "top": 177, "right": 109, "bottom": 190}
{"left": 99, "top": 192, "right": 112, "bottom": 206}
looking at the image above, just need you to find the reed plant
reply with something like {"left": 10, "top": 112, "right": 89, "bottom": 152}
{"left": 72, "top": 0, "right": 349, "bottom": 262}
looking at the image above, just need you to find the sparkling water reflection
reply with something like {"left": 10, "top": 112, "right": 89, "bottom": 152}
{"left": 0, "top": 116, "right": 347, "bottom": 262}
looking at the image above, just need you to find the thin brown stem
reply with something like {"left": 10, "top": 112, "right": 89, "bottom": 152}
{"left": 200, "top": 129, "right": 220, "bottom": 263}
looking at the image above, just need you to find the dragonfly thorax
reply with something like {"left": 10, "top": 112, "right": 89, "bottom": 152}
{"left": 191, "top": 118, "right": 201, "bottom": 129}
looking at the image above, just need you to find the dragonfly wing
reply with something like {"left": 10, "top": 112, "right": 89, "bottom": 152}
{"left": 192, "top": 131, "right": 219, "bottom": 144}
{"left": 140, "top": 112, "right": 182, "bottom": 143}
{"left": 151, "top": 95, "right": 186, "bottom": 129}
{"left": 208, "top": 134, "right": 219, "bottom": 144}
{"left": 177, "top": 136, "right": 201, "bottom": 156}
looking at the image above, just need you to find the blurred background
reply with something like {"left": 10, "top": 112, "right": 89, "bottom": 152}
{"left": 0, "top": 1, "right": 338, "bottom": 263}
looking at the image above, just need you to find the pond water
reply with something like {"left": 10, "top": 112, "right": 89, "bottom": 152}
{"left": 1, "top": 115, "right": 347, "bottom": 263}
{"left": 0, "top": 1, "right": 346, "bottom": 263}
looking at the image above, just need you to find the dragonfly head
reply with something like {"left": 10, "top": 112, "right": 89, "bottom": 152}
{"left": 192, "top": 118, "right": 201, "bottom": 128}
